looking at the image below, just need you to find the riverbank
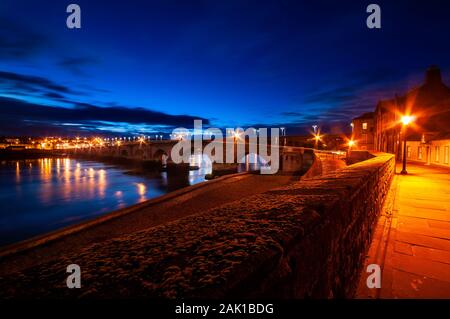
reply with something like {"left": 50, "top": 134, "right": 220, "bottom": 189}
{"left": 0, "top": 149, "right": 67, "bottom": 160}
{"left": 0, "top": 172, "right": 297, "bottom": 276}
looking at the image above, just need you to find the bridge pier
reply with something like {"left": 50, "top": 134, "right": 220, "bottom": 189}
{"left": 280, "top": 148, "right": 304, "bottom": 174}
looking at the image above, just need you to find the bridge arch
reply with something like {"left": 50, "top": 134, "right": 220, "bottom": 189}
{"left": 134, "top": 148, "right": 145, "bottom": 159}
{"left": 153, "top": 149, "right": 169, "bottom": 165}
{"left": 238, "top": 153, "right": 269, "bottom": 172}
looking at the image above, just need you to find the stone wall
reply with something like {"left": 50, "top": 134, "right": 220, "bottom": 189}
{"left": 300, "top": 152, "right": 322, "bottom": 179}
{"left": 347, "top": 149, "right": 375, "bottom": 165}
{"left": 0, "top": 152, "right": 395, "bottom": 299}
{"left": 301, "top": 152, "right": 348, "bottom": 180}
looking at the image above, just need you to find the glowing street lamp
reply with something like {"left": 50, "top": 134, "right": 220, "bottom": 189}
{"left": 348, "top": 139, "right": 356, "bottom": 148}
{"left": 400, "top": 115, "right": 415, "bottom": 175}
{"left": 401, "top": 115, "right": 414, "bottom": 126}
{"left": 313, "top": 133, "right": 322, "bottom": 149}
{"left": 346, "top": 139, "right": 356, "bottom": 161}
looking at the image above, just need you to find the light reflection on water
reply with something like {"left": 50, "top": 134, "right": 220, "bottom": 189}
{"left": 0, "top": 157, "right": 208, "bottom": 246}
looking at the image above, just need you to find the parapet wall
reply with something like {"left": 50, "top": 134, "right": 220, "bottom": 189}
{"left": 301, "top": 152, "right": 322, "bottom": 179}
{"left": 0, "top": 152, "right": 395, "bottom": 299}
{"left": 347, "top": 150, "right": 376, "bottom": 165}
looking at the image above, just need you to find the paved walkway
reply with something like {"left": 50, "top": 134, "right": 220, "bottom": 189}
{"left": 357, "top": 162, "right": 450, "bottom": 298}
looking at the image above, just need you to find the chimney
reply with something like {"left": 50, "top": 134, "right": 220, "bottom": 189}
{"left": 425, "top": 65, "right": 442, "bottom": 85}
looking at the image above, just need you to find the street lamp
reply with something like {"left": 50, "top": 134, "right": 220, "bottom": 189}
{"left": 313, "top": 133, "right": 322, "bottom": 149}
{"left": 280, "top": 127, "right": 286, "bottom": 146}
{"left": 400, "top": 115, "right": 415, "bottom": 175}
{"left": 233, "top": 131, "right": 242, "bottom": 142}
{"left": 346, "top": 139, "right": 356, "bottom": 161}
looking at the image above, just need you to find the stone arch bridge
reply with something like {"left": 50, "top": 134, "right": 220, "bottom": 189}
{"left": 69, "top": 140, "right": 344, "bottom": 174}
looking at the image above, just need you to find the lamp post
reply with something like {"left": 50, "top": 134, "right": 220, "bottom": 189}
{"left": 280, "top": 127, "right": 286, "bottom": 146}
{"left": 313, "top": 134, "right": 321, "bottom": 149}
{"left": 347, "top": 139, "right": 355, "bottom": 160}
{"left": 348, "top": 139, "right": 355, "bottom": 150}
{"left": 400, "top": 115, "right": 414, "bottom": 175}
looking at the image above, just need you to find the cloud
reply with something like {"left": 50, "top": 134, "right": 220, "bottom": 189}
{"left": 302, "top": 67, "right": 405, "bottom": 106}
{"left": 303, "top": 87, "right": 356, "bottom": 105}
{"left": 0, "top": 70, "right": 111, "bottom": 102}
{"left": 282, "top": 68, "right": 443, "bottom": 133}
{"left": 58, "top": 57, "right": 100, "bottom": 76}
{"left": 70, "top": 101, "right": 210, "bottom": 126}
{"left": 0, "top": 70, "right": 209, "bottom": 136}
{"left": 0, "top": 17, "right": 48, "bottom": 59}
{"left": 0, "top": 96, "right": 210, "bottom": 136}
{"left": 0, "top": 71, "right": 77, "bottom": 97}
{"left": 276, "top": 68, "right": 414, "bottom": 132}
{"left": 43, "top": 92, "right": 66, "bottom": 99}
{"left": 280, "top": 111, "right": 303, "bottom": 117}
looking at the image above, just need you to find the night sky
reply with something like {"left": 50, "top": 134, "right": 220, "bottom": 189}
{"left": 1, "top": 0, "right": 450, "bottom": 136}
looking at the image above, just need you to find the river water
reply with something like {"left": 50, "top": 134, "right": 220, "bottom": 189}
{"left": 0, "top": 157, "right": 213, "bottom": 246}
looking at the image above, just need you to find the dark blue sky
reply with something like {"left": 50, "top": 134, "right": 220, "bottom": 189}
{"left": 1, "top": 0, "right": 450, "bottom": 136}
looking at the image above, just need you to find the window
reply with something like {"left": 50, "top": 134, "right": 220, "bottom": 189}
{"left": 435, "top": 146, "right": 440, "bottom": 162}
{"left": 407, "top": 146, "right": 411, "bottom": 158}
{"left": 418, "top": 146, "right": 423, "bottom": 160}
{"left": 362, "top": 122, "right": 368, "bottom": 130}
{"left": 445, "top": 146, "right": 449, "bottom": 164}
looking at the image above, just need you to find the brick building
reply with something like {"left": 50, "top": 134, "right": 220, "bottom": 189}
{"left": 351, "top": 112, "right": 375, "bottom": 150}
{"left": 353, "top": 66, "right": 450, "bottom": 167}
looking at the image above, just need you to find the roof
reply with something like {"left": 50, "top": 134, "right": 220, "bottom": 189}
{"left": 407, "top": 131, "right": 450, "bottom": 142}
{"left": 372, "top": 67, "right": 450, "bottom": 133}
{"left": 353, "top": 112, "right": 374, "bottom": 120}
{"left": 429, "top": 131, "right": 450, "bottom": 141}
